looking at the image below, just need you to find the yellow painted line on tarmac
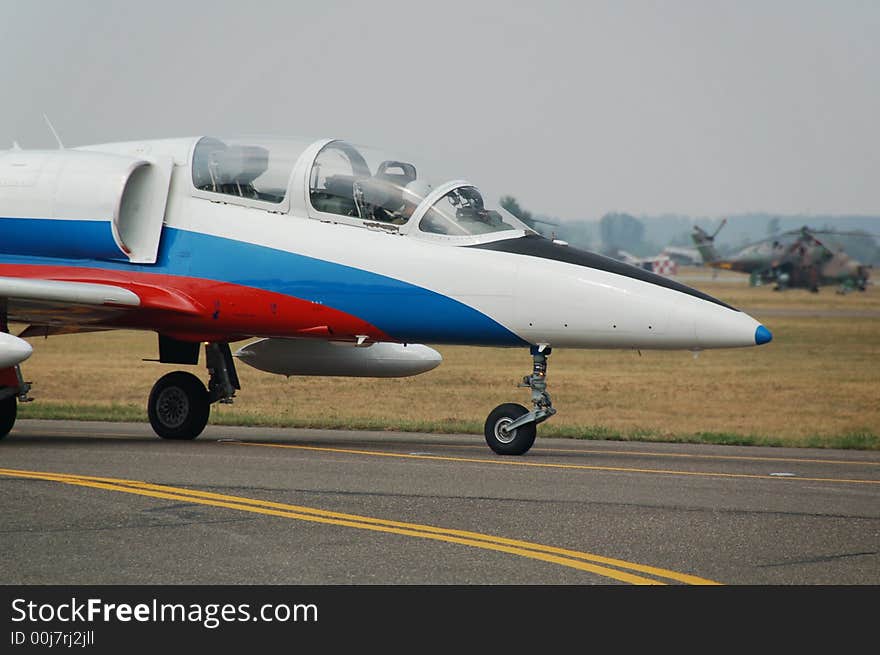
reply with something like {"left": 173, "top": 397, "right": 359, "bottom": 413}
{"left": 229, "top": 442, "right": 880, "bottom": 486}
{"left": 0, "top": 467, "right": 718, "bottom": 585}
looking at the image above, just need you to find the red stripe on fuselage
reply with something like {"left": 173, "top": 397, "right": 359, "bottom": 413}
{"left": 0, "top": 264, "right": 393, "bottom": 343}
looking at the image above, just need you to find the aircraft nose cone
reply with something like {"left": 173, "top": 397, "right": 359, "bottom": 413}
{"left": 755, "top": 325, "right": 773, "bottom": 345}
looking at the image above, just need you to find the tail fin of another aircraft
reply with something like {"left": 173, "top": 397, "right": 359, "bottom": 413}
{"left": 691, "top": 219, "right": 726, "bottom": 264}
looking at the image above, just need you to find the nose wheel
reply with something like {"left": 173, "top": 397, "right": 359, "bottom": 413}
{"left": 484, "top": 346, "right": 556, "bottom": 456}
{"left": 485, "top": 403, "right": 536, "bottom": 455}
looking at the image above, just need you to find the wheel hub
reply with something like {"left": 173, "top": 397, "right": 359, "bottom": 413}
{"left": 494, "top": 417, "right": 517, "bottom": 444}
{"left": 156, "top": 386, "right": 189, "bottom": 429}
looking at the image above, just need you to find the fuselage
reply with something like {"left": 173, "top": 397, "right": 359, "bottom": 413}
{"left": 0, "top": 136, "right": 770, "bottom": 350}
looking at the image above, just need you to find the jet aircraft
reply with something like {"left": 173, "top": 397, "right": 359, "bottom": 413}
{"left": 0, "top": 135, "right": 772, "bottom": 455}
{"left": 692, "top": 220, "right": 872, "bottom": 293}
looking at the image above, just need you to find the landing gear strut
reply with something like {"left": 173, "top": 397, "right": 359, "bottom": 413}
{"left": 484, "top": 345, "right": 556, "bottom": 456}
{"left": 147, "top": 342, "right": 240, "bottom": 440}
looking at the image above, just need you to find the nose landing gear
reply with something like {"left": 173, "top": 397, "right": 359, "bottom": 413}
{"left": 484, "top": 345, "right": 556, "bottom": 456}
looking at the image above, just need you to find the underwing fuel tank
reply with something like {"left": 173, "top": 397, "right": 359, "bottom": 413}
{"left": 0, "top": 332, "right": 32, "bottom": 369}
{"left": 234, "top": 338, "right": 442, "bottom": 377}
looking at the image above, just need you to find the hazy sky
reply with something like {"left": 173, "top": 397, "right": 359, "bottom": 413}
{"left": 1, "top": 0, "right": 878, "bottom": 220}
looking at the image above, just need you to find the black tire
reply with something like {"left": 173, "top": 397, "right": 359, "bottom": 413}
{"left": 0, "top": 395, "right": 16, "bottom": 440}
{"left": 148, "top": 372, "right": 210, "bottom": 440}
{"left": 484, "top": 403, "right": 536, "bottom": 456}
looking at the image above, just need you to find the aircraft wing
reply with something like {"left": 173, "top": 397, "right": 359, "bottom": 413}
{"left": 0, "top": 276, "right": 141, "bottom": 331}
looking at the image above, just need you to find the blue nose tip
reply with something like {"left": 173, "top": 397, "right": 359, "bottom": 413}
{"left": 755, "top": 325, "right": 773, "bottom": 345}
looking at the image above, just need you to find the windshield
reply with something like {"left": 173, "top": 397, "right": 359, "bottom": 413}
{"left": 418, "top": 186, "right": 523, "bottom": 236}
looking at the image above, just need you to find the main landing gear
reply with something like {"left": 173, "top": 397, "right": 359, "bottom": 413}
{"left": 0, "top": 365, "right": 32, "bottom": 441}
{"left": 0, "top": 395, "right": 15, "bottom": 439}
{"left": 484, "top": 345, "right": 556, "bottom": 456}
{"left": 147, "top": 342, "right": 239, "bottom": 440}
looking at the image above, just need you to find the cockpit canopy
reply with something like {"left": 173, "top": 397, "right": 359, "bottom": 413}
{"left": 308, "top": 140, "right": 532, "bottom": 238}
{"left": 192, "top": 136, "right": 309, "bottom": 205}
{"left": 309, "top": 141, "right": 413, "bottom": 222}
{"left": 191, "top": 136, "right": 533, "bottom": 240}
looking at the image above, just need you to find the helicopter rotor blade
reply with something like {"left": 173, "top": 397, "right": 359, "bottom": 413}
{"left": 709, "top": 217, "right": 728, "bottom": 240}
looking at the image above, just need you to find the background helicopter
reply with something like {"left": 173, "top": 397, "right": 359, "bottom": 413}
{"left": 691, "top": 219, "right": 874, "bottom": 293}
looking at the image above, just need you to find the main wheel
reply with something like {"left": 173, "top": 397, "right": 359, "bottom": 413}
{"left": 484, "top": 403, "right": 536, "bottom": 456}
{"left": 148, "top": 371, "right": 210, "bottom": 440}
{"left": 0, "top": 395, "right": 16, "bottom": 440}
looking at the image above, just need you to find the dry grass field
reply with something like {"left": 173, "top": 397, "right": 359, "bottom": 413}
{"left": 14, "top": 269, "right": 880, "bottom": 449}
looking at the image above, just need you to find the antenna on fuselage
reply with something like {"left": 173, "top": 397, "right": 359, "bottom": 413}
{"left": 42, "top": 114, "right": 64, "bottom": 149}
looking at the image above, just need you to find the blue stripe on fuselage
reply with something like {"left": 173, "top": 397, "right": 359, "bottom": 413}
{"left": 0, "top": 218, "right": 525, "bottom": 346}
{"left": 0, "top": 216, "right": 123, "bottom": 260}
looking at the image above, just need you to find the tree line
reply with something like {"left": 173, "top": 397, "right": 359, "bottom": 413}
{"left": 499, "top": 196, "right": 880, "bottom": 264}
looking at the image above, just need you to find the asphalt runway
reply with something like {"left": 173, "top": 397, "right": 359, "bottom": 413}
{"left": 1, "top": 420, "right": 878, "bottom": 585}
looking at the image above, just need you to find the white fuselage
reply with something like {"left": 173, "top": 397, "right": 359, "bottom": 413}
{"left": 0, "top": 137, "right": 769, "bottom": 351}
